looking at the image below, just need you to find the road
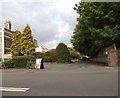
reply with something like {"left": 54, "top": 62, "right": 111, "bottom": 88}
{"left": 1, "top": 63, "right": 118, "bottom": 96}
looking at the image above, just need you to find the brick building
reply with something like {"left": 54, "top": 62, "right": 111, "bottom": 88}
{"left": 0, "top": 21, "right": 14, "bottom": 61}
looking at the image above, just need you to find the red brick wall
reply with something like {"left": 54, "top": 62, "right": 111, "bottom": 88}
{"left": 92, "top": 44, "right": 119, "bottom": 67}
{"left": 118, "top": 50, "right": 120, "bottom": 66}
{"left": 107, "top": 50, "right": 118, "bottom": 66}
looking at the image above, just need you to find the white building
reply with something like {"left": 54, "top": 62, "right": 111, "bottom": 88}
{"left": 35, "top": 45, "right": 49, "bottom": 53}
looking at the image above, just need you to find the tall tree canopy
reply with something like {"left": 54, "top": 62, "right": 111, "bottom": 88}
{"left": 20, "top": 24, "right": 35, "bottom": 55}
{"left": 10, "top": 30, "right": 22, "bottom": 56}
{"left": 71, "top": 2, "right": 120, "bottom": 57}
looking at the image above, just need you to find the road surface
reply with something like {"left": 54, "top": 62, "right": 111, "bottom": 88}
{"left": 1, "top": 63, "right": 118, "bottom": 96}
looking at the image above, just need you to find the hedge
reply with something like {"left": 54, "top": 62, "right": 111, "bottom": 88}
{"left": 13, "top": 56, "right": 27, "bottom": 68}
{"left": 44, "top": 56, "right": 53, "bottom": 62}
{"left": 2, "top": 59, "right": 14, "bottom": 68}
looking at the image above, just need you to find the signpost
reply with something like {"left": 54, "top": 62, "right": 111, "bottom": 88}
{"left": 35, "top": 58, "right": 42, "bottom": 69}
{"left": 35, "top": 58, "right": 44, "bottom": 69}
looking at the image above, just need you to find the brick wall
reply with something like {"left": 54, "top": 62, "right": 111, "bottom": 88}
{"left": 106, "top": 44, "right": 119, "bottom": 67}
{"left": 92, "top": 44, "right": 120, "bottom": 67}
{"left": 118, "top": 51, "right": 120, "bottom": 66}
{"left": 107, "top": 50, "right": 118, "bottom": 66}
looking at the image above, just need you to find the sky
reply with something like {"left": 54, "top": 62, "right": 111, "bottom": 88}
{"left": 0, "top": 0, "right": 80, "bottom": 49}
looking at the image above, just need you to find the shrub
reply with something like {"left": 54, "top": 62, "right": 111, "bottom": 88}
{"left": 47, "top": 49, "right": 57, "bottom": 62}
{"left": 43, "top": 49, "right": 57, "bottom": 62}
{"left": 34, "top": 52, "right": 44, "bottom": 58}
{"left": 44, "top": 56, "right": 53, "bottom": 62}
{"left": 35, "top": 49, "right": 57, "bottom": 62}
{"left": 13, "top": 55, "right": 36, "bottom": 68}
{"left": 2, "top": 55, "right": 36, "bottom": 68}
{"left": 56, "top": 43, "right": 71, "bottom": 63}
{"left": 2, "top": 59, "right": 14, "bottom": 68}
{"left": 25, "top": 55, "right": 36, "bottom": 62}
{"left": 68, "top": 48, "right": 81, "bottom": 59}
{"left": 25, "top": 55, "right": 36, "bottom": 68}
{"left": 13, "top": 56, "right": 27, "bottom": 68}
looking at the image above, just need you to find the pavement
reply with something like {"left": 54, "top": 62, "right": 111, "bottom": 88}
{"left": 0, "top": 62, "right": 118, "bottom": 96}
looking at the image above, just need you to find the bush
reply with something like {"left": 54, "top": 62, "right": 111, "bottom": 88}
{"left": 46, "top": 49, "right": 57, "bottom": 62}
{"left": 25, "top": 55, "right": 36, "bottom": 62}
{"left": 44, "top": 56, "right": 53, "bottom": 62}
{"left": 13, "top": 56, "right": 27, "bottom": 68}
{"left": 43, "top": 49, "right": 57, "bottom": 62}
{"left": 2, "top": 55, "right": 36, "bottom": 69}
{"left": 56, "top": 43, "right": 71, "bottom": 63}
{"left": 2, "top": 59, "right": 14, "bottom": 68}
{"left": 34, "top": 52, "right": 44, "bottom": 58}
{"left": 25, "top": 55, "right": 36, "bottom": 68}
{"left": 35, "top": 49, "right": 57, "bottom": 62}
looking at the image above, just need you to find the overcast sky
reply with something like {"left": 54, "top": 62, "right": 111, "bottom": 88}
{"left": 0, "top": 0, "right": 80, "bottom": 49}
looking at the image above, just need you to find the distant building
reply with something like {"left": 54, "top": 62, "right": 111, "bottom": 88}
{"left": 42, "top": 47, "right": 49, "bottom": 52}
{"left": 34, "top": 39, "right": 38, "bottom": 48}
{"left": 35, "top": 45, "right": 49, "bottom": 53}
{"left": 35, "top": 45, "right": 43, "bottom": 52}
{"left": 0, "top": 21, "right": 14, "bottom": 61}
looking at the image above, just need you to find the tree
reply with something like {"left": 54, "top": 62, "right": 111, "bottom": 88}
{"left": 20, "top": 24, "right": 35, "bottom": 55}
{"left": 56, "top": 43, "right": 71, "bottom": 63}
{"left": 68, "top": 47, "right": 81, "bottom": 59}
{"left": 10, "top": 30, "right": 22, "bottom": 56}
{"left": 71, "top": 2, "right": 120, "bottom": 57}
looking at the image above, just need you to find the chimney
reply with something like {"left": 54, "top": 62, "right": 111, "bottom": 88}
{"left": 4, "top": 21, "right": 12, "bottom": 30}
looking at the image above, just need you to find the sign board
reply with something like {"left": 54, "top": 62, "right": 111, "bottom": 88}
{"left": 4, "top": 54, "right": 12, "bottom": 59}
{"left": 35, "top": 58, "right": 42, "bottom": 69}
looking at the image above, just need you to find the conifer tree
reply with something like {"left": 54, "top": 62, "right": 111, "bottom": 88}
{"left": 20, "top": 24, "right": 35, "bottom": 55}
{"left": 10, "top": 30, "right": 22, "bottom": 56}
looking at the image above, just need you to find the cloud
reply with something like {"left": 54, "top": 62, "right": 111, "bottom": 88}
{"left": 0, "top": 0, "right": 80, "bottom": 49}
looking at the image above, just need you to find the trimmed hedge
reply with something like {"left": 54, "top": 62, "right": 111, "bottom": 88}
{"left": 56, "top": 43, "right": 71, "bottom": 63}
{"left": 44, "top": 56, "right": 53, "bottom": 62}
{"left": 13, "top": 55, "right": 36, "bottom": 68}
{"left": 25, "top": 55, "right": 36, "bottom": 68}
{"left": 35, "top": 49, "right": 57, "bottom": 62}
{"left": 34, "top": 52, "right": 44, "bottom": 58}
{"left": 13, "top": 56, "right": 27, "bottom": 68}
{"left": 2, "top": 55, "right": 36, "bottom": 68}
{"left": 2, "top": 59, "right": 14, "bottom": 68}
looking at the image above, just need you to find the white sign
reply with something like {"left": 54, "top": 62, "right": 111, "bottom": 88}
{"left": 35, "top": 58, "right": 42, "bottom": 69}
{"left": 4, "top": 54, "right": 12, "bottom": 59}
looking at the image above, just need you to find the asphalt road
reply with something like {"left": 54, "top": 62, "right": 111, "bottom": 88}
{"left": 1, "top": 63, "right": 118, "bottom": 96}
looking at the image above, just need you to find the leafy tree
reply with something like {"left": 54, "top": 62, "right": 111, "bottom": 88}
{"left": 56, "top": 43, "right": 71, "bottom": 63}
{"left": 10, "top": 30, "right": 22, "bottom": 56}
{"left": 68, "top": 47, "right": 81, "bottom": 59}
{"left": 71, "top": 2, "right": 120, "bottom": 57}
{"left": 20, "top": 24, "right": 35, "bottom": 55}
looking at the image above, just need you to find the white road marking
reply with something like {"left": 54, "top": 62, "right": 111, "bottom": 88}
{"left": 0, "top": 87, "right": 29, "bottom": 92}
